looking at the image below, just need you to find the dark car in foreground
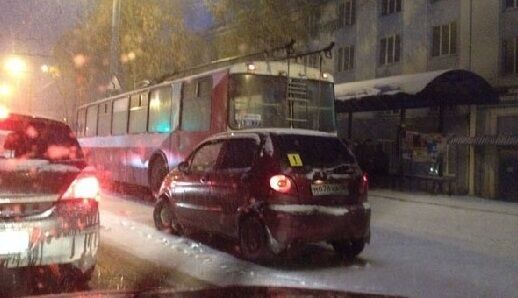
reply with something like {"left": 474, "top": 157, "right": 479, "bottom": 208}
{"left": 0, "top": 113, "right": 99, "bottom": 291}
{"left": 154, "top": 129, "right": 370, "bottom": 261}
{"left": 35, "top": 285, "right": 402, "bottom": 298}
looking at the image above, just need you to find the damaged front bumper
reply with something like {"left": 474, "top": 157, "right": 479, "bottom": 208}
{"left": 0, "top": 201, "right": 99, "bottom": 272}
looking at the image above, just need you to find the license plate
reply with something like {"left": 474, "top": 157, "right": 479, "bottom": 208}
{"left": 311, "top": 183, "right": 349, "bottom": 196}
{"left": 0, "top": 230, "right": 29, "bottom": 254}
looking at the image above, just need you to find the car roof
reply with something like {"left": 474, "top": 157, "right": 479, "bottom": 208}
{"left": 1, "top": 113, "right": 71, "bottom": 129}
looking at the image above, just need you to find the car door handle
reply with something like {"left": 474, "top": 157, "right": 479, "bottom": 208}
{"left": 200, "top": 176, "right": 208, "bottom": 183}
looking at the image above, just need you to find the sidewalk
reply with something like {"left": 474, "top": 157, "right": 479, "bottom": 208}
{"left": 369, "top": 188, "right": 518, "bottom": 216}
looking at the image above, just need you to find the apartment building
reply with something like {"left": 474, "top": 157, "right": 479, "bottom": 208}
{"left": 322, "top": 0, "right": 518, "bottom": 200}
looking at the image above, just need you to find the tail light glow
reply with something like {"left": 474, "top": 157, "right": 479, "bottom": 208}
{"left": 359, "top": 172, "right": 369, "bottom": 199}
{"left": 62, "top": 175, "right": 100, "bottom": 201}
{"left": 270, "top": 174, "right": 293, "bottom": 193}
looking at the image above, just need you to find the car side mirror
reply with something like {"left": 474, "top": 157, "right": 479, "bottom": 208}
{"left": 178, "top": 161, "right": 189, "bottom": 173}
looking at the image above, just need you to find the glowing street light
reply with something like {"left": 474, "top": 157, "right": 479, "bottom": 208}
{"left": 4, "top": 56, "right": 28, "bottom": 77}
{"left": 0, "top": 84, "right": 11, "bottom": 97}
{"left": 41, "top": 64, "right": 50, "bottom": 73}
{"left": 0, "top": 105, "right": 9, "bottom": 118}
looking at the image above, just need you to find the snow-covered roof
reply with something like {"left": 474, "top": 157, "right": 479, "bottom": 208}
{"left": 335, "top": 69, "right": 451, "bottom": 101}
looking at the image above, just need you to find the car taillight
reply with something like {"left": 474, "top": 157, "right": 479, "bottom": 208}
{"left": 358, "top": 173, "right": 369, "bottom": 200}
{"left": 270, "top": 174, "right": 293, "bottom": 194}
{"left": 62, "top": 175, "right": 100, "bottom": 201}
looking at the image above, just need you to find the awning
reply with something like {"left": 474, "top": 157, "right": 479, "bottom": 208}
{"left": 335, "top": 69, "right": 499, "bottom": 113}
{"left": 448, "top": 135, "right": 518, "bottom": 146}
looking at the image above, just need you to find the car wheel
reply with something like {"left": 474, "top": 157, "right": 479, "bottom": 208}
{"left": 153, "top": 199, "right": 175, "bottom": 233}
{"left": 332, "top": 239, "right": 365, "bottom": 260}
{"left": 149, "top": 157, "right": 168, "bottom": 199}
{"left": 239, "top": 216, "right": 271, "bottom": 262}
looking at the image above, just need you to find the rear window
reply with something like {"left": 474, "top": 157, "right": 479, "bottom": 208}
{"left": 0, "top": 117, "right": 83, "bottom": 161}
{"left": 272, "top": 134, "right": 355, "bottom": 170}
{"left": 219, "top": 138, "right": 258, "bottom": 170}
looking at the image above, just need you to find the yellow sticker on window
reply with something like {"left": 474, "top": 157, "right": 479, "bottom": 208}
{"left": 287, "top": 153, "right": 303, "bottom": 167}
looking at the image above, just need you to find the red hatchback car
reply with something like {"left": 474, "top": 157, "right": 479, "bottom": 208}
{"left": 154, "top": 129, "right": 370, "bottom": 261}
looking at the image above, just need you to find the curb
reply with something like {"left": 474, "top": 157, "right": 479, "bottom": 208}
{"left": 369, "top": 191, "right": 518, "bottom": 217}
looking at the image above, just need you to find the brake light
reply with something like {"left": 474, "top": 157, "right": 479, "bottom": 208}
{"left": 359, "top": 173, "right": 369, "bottom": 198}
{"left": 62, "top": 176, "right": 100, "bottom": 200}
{"left": 270, "top": 174, "right": 293, "bottom": 193}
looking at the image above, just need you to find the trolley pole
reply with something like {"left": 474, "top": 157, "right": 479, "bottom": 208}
{"left": 110, "top": 0, "right": 121, "bottom": 82}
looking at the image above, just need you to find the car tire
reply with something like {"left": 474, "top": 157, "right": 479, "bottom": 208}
{"left": 149, "top": 157, "right": 168, "bottom": 199}
{"left": 332, "top": 239, "right": 365, "bottom": 260}
{"left": 153, "top": 199, "right": 175, "bottom": 233}
{"left": 239, "top": 216, "right": 271, "bottom": 263}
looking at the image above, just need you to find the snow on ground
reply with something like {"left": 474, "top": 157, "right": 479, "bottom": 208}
{"left": 98, "top": 190, "right": 518, "bottom": 298}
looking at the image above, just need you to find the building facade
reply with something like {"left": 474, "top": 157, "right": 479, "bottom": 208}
{"left": 320, "top": 0, "right": 518, "bottom": 200}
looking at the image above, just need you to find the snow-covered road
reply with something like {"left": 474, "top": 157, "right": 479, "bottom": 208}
{"left": 98, "top": 190, "right": 518, "bottom": 297}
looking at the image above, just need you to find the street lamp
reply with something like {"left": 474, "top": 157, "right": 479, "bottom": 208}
{"left": 4, "top": 56, "right": 28, "bottom": 78}
{"left": 0, "top": 83, "right": 11, "bottom": 97}
{"left": 41, "top": 64, "right": 50, "bottom": 73}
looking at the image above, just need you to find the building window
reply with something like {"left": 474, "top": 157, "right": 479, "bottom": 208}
{"left": 379, "top": 35, "right": 401, "bottom": 65}
{"left": 505, "top": 0, "right": 518, "bottom": 9}
{"left": 432, "top": 22, "right": 457, "bottom": 57}
{"left": 502, "top": 37, "right": 518, "bottom": 75}
{"left": 336, "top": 45, "right": 355, "bottom": 72}
{"left": 381, "top": 0, "right": 401, "bottom": 16}
{"left": 307, "top": 9, "right": 321, "bottom": 36}
{"left": 338, "top": 0, "right": 356, "bottom": 28}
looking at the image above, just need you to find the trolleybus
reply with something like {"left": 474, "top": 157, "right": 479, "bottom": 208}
{"left": 76, "top": 46, "right": 336, "bottom": 196}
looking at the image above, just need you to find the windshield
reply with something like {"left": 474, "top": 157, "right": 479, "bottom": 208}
{"left": 229, "top": 74, "right": 336, "bottom": 132}
{"left": 273, "top": 135, "right": 355, "bottom": 171}
{"left": 1, "top": 0, "right": 515, "bottom": 297}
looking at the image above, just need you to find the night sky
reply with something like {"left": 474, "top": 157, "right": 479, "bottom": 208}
{"left": 0, "top": 0, "right": 211, "bottom": 119}
{"left": 0, "top": 0, "right": 86, "bottom": 55}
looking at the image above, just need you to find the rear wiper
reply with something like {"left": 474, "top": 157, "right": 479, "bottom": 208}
{"left": 325, "top": 163, "right": 355, "bottom": 174}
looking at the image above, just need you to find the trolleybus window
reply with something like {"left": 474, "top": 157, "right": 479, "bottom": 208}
{"left": 112, "top": 97, "right": 129, "bottom": 135}
{"left": 149, "top": 86, "right": 173, "bottom": 133}
{"left": 229, "top": 74, "right": 335, "bottom": 132}
{"left": 292, "top": 79, "right": 335, "bottom": 132}
{"left": 229, "top": 74, "right": 286, "bottom": 129}
{"left": 181, "top": 77, "right": 212, "bottom": 132}
{"left": 129, "top": 92, "right": 148, "bottom": 134}
{"left": 85, "top": 104, "right": 98, "bottom": 137}
{"left": 98, "top": 101, "right": 112, "bottom": 136}
{"left": 77, "top": 108, "right": 86, "bottom": 137}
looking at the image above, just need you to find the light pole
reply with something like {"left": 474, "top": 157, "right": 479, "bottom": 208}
{"left": 111, "top": 0, "right": 121, "bottom": 81}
